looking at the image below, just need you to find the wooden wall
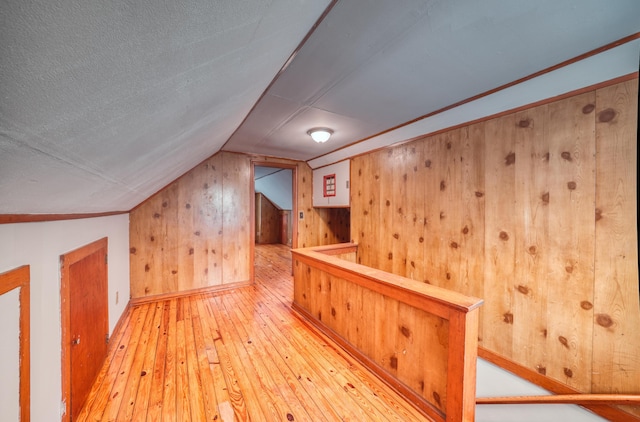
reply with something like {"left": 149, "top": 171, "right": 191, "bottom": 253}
{"left": 350, "top": 78, "right": 639, "bottom": 407}
{"left": 130, "top": 152, "right": 252, "bottom": 298}
{"left": 255, "top": 193, "right": 281, "bottom": 244}
{"left": 130, "top": 153, "right": 351, "bottom": 298}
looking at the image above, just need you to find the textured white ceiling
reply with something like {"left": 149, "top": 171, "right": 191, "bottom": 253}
{"left": 1, "top": 0, "right": 639, "bottom": 214}
{"left": 224, "top": 0, "right": 640, "bottom": 161}
{"left": 0, "top": 0, "right": 330, "bottom": 214}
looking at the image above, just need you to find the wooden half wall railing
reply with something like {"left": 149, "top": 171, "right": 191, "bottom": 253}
{"left": 291, "top": 243, "right": 484, "bottom": 422}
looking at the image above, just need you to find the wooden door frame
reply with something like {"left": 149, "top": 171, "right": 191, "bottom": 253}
{"left": 60, "top": 237, "right": 108, "bottom": 422}
{"left": 251, "top": 161, "right": 298, "bottom": 281}
{"left": 0, "top": 265, "right": 30, "bottom": 422}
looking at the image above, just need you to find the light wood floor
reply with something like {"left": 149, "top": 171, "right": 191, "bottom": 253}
{"left": 77, "top": 244, "right": 429, "bottom": 421}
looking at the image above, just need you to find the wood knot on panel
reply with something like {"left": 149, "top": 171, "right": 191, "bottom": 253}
{"left": 582, "top": 103, "right": 595, "bottom": 114}
{"left": 462, "top": 226, "right": 469, "bottom": 235}
{"left": 503, "top": 312, "right": 514, "bottom": 324}
{"left": 203, "top": 183, "right": 209, "bottom": 189}
{"left": 528, "top": 245, "right": 537, "bottom": 255}
{"left": 537, "top": 366, "right": 547, "bottom": 375}
{"left": 425, "top": 159, "right": 432, "bottom": 168}
{"left": 171, "top": 270, "right": 178, "bottom": 275}
{"left": 596, "top": 313, "right": 614, "bottom": 328}
{"left": 162, "top": 201, "right": 168, "bottom": 208}
{"left": 541, "top": 192, "right": 550, "bottom": 204}
{"left": 358, "top": 168, "right": 362, "bottom": 176}
{"left": 346, "top": 302, "right": 351, "bottom": 311}
{"left": 598, "top": 108, "right": 616, "bottom": 123}
{"left": 565, "top": 264, "right": 574, "bottom": 274}
{"left": 144, "top": 264, "right": 150, "bottom": 272}
{"left": 410, "top": 261, "right": 415, "bottom": 268}
{"left": 419, "top": 237, "right": 424, "bottom": 243}
{"left": 130, "top": 247, "right": 137, "bottom": 254}
{"left": 189, "top": 248, "right": 194, "bottom": 255}
{"left": 505, "top": 152, "right": 516, "bottom": 166}
{"left": 403, "top": 173, "right": 408, "bottom": 181}
{"left": 450, "top": 241, "right": 459, "bottom": 249}
{"left": 516, "top": 285, "right": 529, "bottom": 295}
{"left": 153, "top": 213, "right": 161, "bottom": 219}
{"left": 564, "top": 368, "right": 574, "bottom": 378}
{"left": 150, "top": 235, "right": 155, "bottom": 241}
{"left": 446, "top": 142, "right": 452, "bottom": 150}
{"left": 440, "top": 180, "right": 446, "bottom": 191}
{"left": 561, "top": 151, "right": 573, "bottom": 162}
{"left": 446, "top": 273, "right": 451, "bottom": 280}
{"left": 388, "top": 252, "right": 393, "bottom": 260}
{"left": 595, "top": 208, "right": 603, "bottom": 221}
{"left": 558, "top": 336, "right": 570, "bottom": 349}
{"left": 287, "top": 413, "right": 295, "bottom": 421}
{"left": 331, "top": 307, "right": 336, "bottom": 317}
{"left": 185, "top": 203, "right": 191, "bottom": 209}
{"left": 374, "top": 174, "right": 380, "bottom": 180}
{"left": 385, "top": 200, "right": 391, "bottom": 206}
{"left": 433, "top": 391, "right": 442, "bottom": 407}
{"left": 390, "top": 355, "right": 398, "bottom": 369}
{"left": 518, "top": 119, "right": 531, "bottom": 128}
{"left": 400, "top": 325, "right": 411, "bottom": 338}
{"left": 580, "top": 301, "right": 593, "bottom": 310}
{"left": 541, "top": 329, "right": 548, "bottom": 338}
{"left": 499, "top": 231, "right": 509, "bottom": 241}
{"left": 567, "top": 181, "right": 577, "bottom": 190}
{"left": 363, "top": 210, "right": 369, "bottom": 216}
{"left": 397, "top": 207, "right": 403, "bottom": 215}
{"left": 440, "top": 211, "right": 446, "bottom": 220}
{"left": 475, "top": 191, "right": 484, "bottom": 198}
{"left": 393, "top": 233, "right": 400, "bottom": 239}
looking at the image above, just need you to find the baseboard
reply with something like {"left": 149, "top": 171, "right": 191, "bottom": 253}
{"left": 129, "top": 280, "right": 253, "bottom": 305}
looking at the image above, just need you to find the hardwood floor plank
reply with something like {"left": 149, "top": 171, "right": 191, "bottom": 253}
{"left": 116, "top": 303, "right": 158, "bottom": 421}
{"left": 199, "top": 294, "right": 250, "bottom": 421}
{"left": 101, "top": 304, "right": 151, "bottom": 421}
{"left": 188, "top": 296, "right": 221, "bottom": 421}
{"left": 146, "top": 300, "right": 170, "bottom": 421}
{"left": 161, "top": 299, "right": 178, "bottom": 422}
{"left": 77, "top": 244, "right": 432, "bottom": 421}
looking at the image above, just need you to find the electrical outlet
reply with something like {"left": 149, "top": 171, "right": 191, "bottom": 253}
{"left": 299, "top": 211, "right": 304, "bottom": 219}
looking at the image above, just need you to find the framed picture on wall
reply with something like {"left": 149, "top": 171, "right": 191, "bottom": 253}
{"left": 323, "top": 174, "right": 336, "bottom": 197}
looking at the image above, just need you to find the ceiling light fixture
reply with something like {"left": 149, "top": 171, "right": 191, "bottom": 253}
{"left": 307, "top": 128, "right": 333, "bottom": 143}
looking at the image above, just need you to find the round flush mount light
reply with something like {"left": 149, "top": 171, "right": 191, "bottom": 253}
{"left": 307, "top": 128, "right": 333, "bottom": 143}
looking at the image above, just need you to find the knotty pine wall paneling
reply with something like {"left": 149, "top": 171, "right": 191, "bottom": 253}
{"left": 131, "top": 153, "right": 349, "bottom": 298}
{"left": 130, "top": 152, "right": 250, "bottom": 298}
{"left": 255, "top": 193, "right": 281, "bottom": 244}
{"left": 349, "top": 78, "right": 640, "bottom": 413}
{"left": 593, "top": 80, "right": 639, "bottom": 412}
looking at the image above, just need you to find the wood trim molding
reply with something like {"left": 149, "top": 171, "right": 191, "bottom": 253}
{"left": 0, "top": 265, "right": 31, "bottom": 422}
{"left": 479, "top": 347, "right": 640, "bottom": 422}
{"left": 477, "top": 394, "right": 640, "bottom": 406}
{"left": 128, "top": 279, "right": 253, "bottom": 306}
{"left": 0, "top": 211, "right": 127, "bottom": 225}
{"left": 60, "top": 237, "right": 108, "bottom": 422}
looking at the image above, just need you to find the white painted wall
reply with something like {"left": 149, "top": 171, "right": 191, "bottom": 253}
{"left": 476, "top": 359, "right": 607, "bottom": 421}
{"left": 255, "top": 169, "right": 293, "bottom": 210}
{"left": 0, "top": 288, "right": 20, "bottom": 421}
{"left": 0, "top": 214, "right": 130, "bottom": 422}
{"left": 312, "top": 160, "right": 350, "bottom": 207}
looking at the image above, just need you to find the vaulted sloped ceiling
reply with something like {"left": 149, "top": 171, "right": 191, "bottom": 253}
{"left": 0, "top": 0, "right": 330, "bottom": 214}
{"left": 1, "top": 0, "right": 639, "bottom": 214}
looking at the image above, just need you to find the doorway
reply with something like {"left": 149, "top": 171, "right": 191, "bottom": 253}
{"left": 251, "top": 162, "right": 297, "bottom": 278}
{"left": 60, "top": 237, "right": 109, "bottom": 422}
